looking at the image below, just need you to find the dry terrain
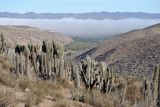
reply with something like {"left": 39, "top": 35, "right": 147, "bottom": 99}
{"left": 77, "top": 23, "right": 160, "bottom": 74}
{"left": 0, "top": 25, "right": 73, "bottom": 46}
{"left": 0, "top": 24, "right": 159, "bottom": 107}
{"left": 0, "top": 56, "right": 94, "bottom": 107}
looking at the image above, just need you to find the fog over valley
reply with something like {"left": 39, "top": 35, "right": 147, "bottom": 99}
{"left": 0, "top": 18, "right": 160, "bottom": 38}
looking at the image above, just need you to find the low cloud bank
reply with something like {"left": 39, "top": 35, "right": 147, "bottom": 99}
{"left": 0, "top": 18, "right": 159, "bottom": 38}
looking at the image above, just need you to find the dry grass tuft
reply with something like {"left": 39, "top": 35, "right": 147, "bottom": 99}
{"left": 25, "top": 92, "right": 42, "bottom": 106}
{"left": 125, "top": 82, "right": 142, "bottom": 104}
{"left": 0, "top": 88, "right": 17, "bottom": 107}
{"left": 0, "top": 70, "right": 16, "bottom": 87}
{"left": 71, "top": 88, "right": 114, "bottom": 107}
{"left": 85, "top": 90, "right": 114, "bottom": 107}
{"left": 54, "top": 99, "right": 71, "bottom": 107}
{"left": 0, "top": 56, "right": 71, "bottom": 107}
{"left": 0, "top": 55, "right": 14, "bottom": 70}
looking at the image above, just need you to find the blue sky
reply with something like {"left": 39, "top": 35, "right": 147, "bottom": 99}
{"left": 0, "top": 0, "right": 160, "bottom": 13}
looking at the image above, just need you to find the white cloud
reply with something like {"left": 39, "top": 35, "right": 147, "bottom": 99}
{"left": 0, "top": 18, "right": 159, "bottom": 38}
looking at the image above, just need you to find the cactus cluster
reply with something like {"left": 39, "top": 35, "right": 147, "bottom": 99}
{"left": 80, "top": 56, "right": 115, "bottom": 93}
{"left": 7, "top": 39, "right": 65, "bottom": 80}
{"left": 141, "top": 65, "right": 160, "bottom": 107}
{"left": 0, "top": 34, "right": 116, "bottom": 93}
{"left": 4, "top": 34, "right": 160, "bottom": 106}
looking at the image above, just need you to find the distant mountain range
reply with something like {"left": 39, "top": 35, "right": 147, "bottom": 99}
{"left": 0, "top": 12, "right": 160, "bottom": 20}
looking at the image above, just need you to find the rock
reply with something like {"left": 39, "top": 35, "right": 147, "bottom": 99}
{"left": 25, "top": 88, "right": 31, "bottom": 92}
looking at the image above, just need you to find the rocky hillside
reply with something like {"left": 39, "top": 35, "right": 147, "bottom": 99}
{"left": 77, "top": 23, "right": 160, "bottom": 73}
{"left": 0, "top": 25, "right": 73, "bottom": 46}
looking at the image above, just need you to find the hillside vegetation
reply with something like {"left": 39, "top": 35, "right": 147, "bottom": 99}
{"left": 77, "top": 23, "right": 160, "bottom": 75}
{"left": 0, "top": 29, "right": 160, "bottom": 107}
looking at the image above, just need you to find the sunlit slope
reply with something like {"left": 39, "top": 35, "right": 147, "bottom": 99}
{"left": 77, "top": 23, "right": 160, "bottom": 73}
{"left": 0, "top": 25, "right": 73, "bottom": 46}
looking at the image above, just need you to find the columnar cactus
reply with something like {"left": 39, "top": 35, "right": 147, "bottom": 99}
{"left": 74, "top": 65, "right": 80, "bottom": 88}
{"left": 79, "top": 55, "right": 115, "bottom": 93}
{"left": 142, "top": 78, "right": 149, "bottom": 100}
{"left": 0, "top": 35, "right": 66, "bottom": 80}
{"left": 24, "top": 46, "right": 30, "bottom": 76}
{"left": 80, "top": 56, "right": 98, "bottom": 91}
{"left": 106, "top": 67, "right": 114, "bottom": 94}
{"left": 0, "top": 34, "right": 2, "bottom": 52}
{"left": 59, "top": 58, "right": 64, "bottom": 78}
{"left": 100, "top": 61, "right": 106, "bottom": 77}
{"left": 42, "top": 40, "right": 49, "bottom": 53}
{"left": 19, "top": 52, "right": 24, "bottom": 77}
{"left": 158, "top": 66, "right": 160, "bottom": 107}
{"left": 0, "top": 34, "right": 7, "bottom": 53}
{"left": 142, "top": 77, "right": 153, "bottom": 107}
{"left": 153, "top": 65, "right": 160, "bottom": 102}
{"left": 153, "top": 65, "right": 160, "bottom": 106}
{"left": 31, "top": 52, "right": 38, "bottom": 75}
{"left": 0, "top": 35, "right": 115, "bottom": 93}
{"left": 99, "top": 62, "right": 114, "bottom": 94}
{"left": 39, "top": 53, "right": 44, "bottom": 78}
{"left": 15, "top": 53, "right": 20, "bottom": 75}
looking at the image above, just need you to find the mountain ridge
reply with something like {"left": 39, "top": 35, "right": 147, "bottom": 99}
{"left": 0, "top": 25, "right": 73, "bottom": 46}
{"left": 76, "top": 23, "right": 160, "bottom": 73}
{"left": 1, "top": 12, "right": 160, "bottom": 20}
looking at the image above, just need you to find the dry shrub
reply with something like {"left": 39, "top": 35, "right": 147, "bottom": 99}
{"left": 0, "top": 89, "right": 17, "bottom": 107}
{"left": 127, "top": 77, "right": 137, "bottom": 85}
{"left": 0, "top": 56, "right": 71, "bottom": 106}
{"left": 85, "top": 90, "right": 114, "bottom": 107}
{"left": 57, "top": 78, "right": 72, "bottom": 89}
{"left": 71, "top": 88, "right": 82, "bottom": 101}
{"left": 25, "top": 92, "right": 42, "bottom": 107}
{"left": 34, "top": 80, "right": 63, "bottom": 96}
{"left": 125, "top": 82, "right": 142, "bottom": 104}
{"left": 0, "top": 56, "right": 13, "bottom": 70}
{"left": 0, "top": 56, "right": 16, "bottom": 87}
{"left": 0, "top": 69, "right": 16, "bottom": 87}
{"left": 18, "top": 79, "right": 64, "bottom": 96}
{"left": 18, "top": 79, "right": 66, "bottom": 106}
{"left": 51, "top": 90, "right": 64, "bottom": 100}
{"left": 115, "top": 77, "right": 125, "bottom": 85}
{"left": 54, "top": 99, "right": 71, "bottom": 107}
{"left": 17, "top": 79, "right": 31, "bottom": 90}
{"left": 0, "top": 69, "right": 68, "bottom": 106}
{"left": 0, "top": 66, "right": 70, "bottom": 106}
{"left": 114, "top": 76, "right": 126, "bottom": 90}
{"left": 71, "top": 88, "right": 114, "bottom": 107}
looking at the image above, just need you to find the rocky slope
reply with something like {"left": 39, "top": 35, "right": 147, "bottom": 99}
{"left": 77, "top": 23, "right": 160, "bottom": 73}
{"left": 0, "top": 25, "right": 73, "bottom": 46}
